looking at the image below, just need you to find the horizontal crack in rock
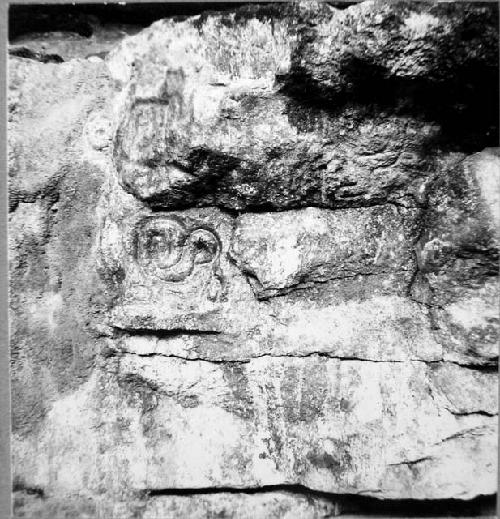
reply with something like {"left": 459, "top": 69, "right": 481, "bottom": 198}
{"left": 113, "top": 327, "right": 221, "bottom": 339}
{"left": 388, "top": 455, "right": 434, "bottom": 467}
{"left": 436, "top": 425, "right": 494, "bottom": 445}
{"left": 107, "top": 334, "right": 499, "bottom": 371}
{"left": 447, "top": 409, "right": 498, "bottom": 418}
{"left": 140, "top": 483, "right": 497, "bottom": 514}
{"left": 114, "top": 350, "right": 441, "bottom": 365}
{"left": 253, "top": 267, "right": 416, "bottom": 301}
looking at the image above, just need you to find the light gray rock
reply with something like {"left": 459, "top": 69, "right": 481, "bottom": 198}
{"left": 12, "top": 358, "right": 497, "bottom": 502}
{"left": 142, "top": 493, "right": 341, "bottom": 519}
{"left": 99, "top": 205, "right": 440, "bottom": 362}
{"left": 230, "top": 205, "right": 418, "bottom": 297}
{"left": 8, "top": 55, "right": 116, "bottom": 440}
{"left": 8, "top": 58, "right": 113, "bottom": 211}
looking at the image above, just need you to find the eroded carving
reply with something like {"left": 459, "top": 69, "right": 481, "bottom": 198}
{"left": 134, "top": 215, "right": 224, "bottom": 300}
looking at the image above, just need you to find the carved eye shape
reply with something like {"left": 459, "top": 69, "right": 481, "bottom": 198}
{"left": 145, "top": 231, "right": 170, "bottom": 256}
{"left": 191, "top": 229, "right": 219, "bottom": 265}
{"left": 136, "top": 218, "right": 185, "bottom": 270}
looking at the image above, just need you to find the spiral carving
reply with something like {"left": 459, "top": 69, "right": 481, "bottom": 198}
{"left": 134, "top": 216, "right": 223, "bottom": 300}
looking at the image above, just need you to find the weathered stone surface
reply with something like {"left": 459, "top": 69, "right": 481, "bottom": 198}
{"left": 9, "top": 1, "right": 499, "bottom": 517}
{"left": 230, "top": 205, "right": 418, "bottom": 297}
{"left": 428, "top": 362, "right": 498, "bottom": 416}
{"left": 8, "top": 58, "right": 113, "bottom": 212}
{"left": 142, "top": 493, "right": 341, "bottom": 519}
{"left": 113, "top": 291, "right": 442, "bottom": 363}
{"left": 411, "top": 148, "right": 500, "bottom": 365}
{"left": 107, "top": 7, "right": 445, "bottom": 212}
{"left": 99, "top": 205, "right": 440, "bottom": 362}
{"left": 13, "top": 492, "right": 98, "bottom": 519}
{"left": 289, "top": 1, "right": 498, "bottom": 97}
{"left": 12, "top": 359, "right": 497, "bottom": 502}
{"left": 8, "top": 54, "right": 117, "bottom": 438}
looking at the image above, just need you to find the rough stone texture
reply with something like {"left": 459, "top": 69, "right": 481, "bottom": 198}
{"left": 108, "top": 4, "right": 446, "bottom": 212}
{"left": 289, "top": 1, "right": 499, "bottom": 96}
{"left": 410, "top": 149, "right": 500, "bottom": 366}
{"left": 230, "top": 205, "right": 418, "bottom": 297}
{"left": 9, "top": 1, "right": 499, "bottom": 518}
{"left": 8, "top": 56, "right": 116, "bottom": 437}
{"left": 11, "top": 360, "right": 498, "bottom": 506}
{"left": 142, "top": 493, "right": 341, "bottom": 519}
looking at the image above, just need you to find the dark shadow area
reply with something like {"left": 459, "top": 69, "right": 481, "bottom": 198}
{"left": 281, "top": 60, "right": 499, "bottom": 155}
{"left": 8, "top": 46, "right": 64, "bottom": 63}
{"left": 8, "top": 2, "right": 263, "bottom": 40}
{"left": 283, "top": 1, "right": 499, "bottom": 154}
{"left": 12, "top": 477, "right": 45, "bottom": 499}
{"left": 146, "top": 485, "right": 497, "bottom": 517}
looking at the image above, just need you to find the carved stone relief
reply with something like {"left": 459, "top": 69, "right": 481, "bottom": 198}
{"left": 134, "top": 215, "right": 223, "bottom": 300}
{"left": 8, "top": 2, "right": 499, "bottom": 518}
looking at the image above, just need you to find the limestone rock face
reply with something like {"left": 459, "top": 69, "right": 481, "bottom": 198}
{"left": 108, "top": 5, "right": 445, "bottom": 212}
{"left": 9, "top": 1, "right": 499, "bottom": 518}
{"left": 411, "top": 149, "right": 500, "bottom": 365}
{"left": 8, "top": 55, "right": 115, "bottom": 438}
{"left": 289, "top": 1, "right": 498, "bottom": 96}
{"left": 141, "top": 493, "right": 341, "bottom": 519}
{"left": 230, "top": 205, "right": 417, "bottom": 297}
{"left": 8, "top": 58, "right": 113, "bottom": 211}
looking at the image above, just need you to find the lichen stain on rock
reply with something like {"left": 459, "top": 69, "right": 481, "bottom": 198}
{"left": 306, "top": 439, "right": 354, "bottom": 479}
{"left": 10, "top": 160, "right": 112, "bottom": 437}
{"left": 280, "top": 362, "right": 328, "bottom": 424}
{"left": 221, "top": 363, "right": 255, "bottom": 421}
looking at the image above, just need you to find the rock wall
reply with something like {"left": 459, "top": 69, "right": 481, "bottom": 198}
{"left": 9, "top": 2, "right": 499, "bottom": 517}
